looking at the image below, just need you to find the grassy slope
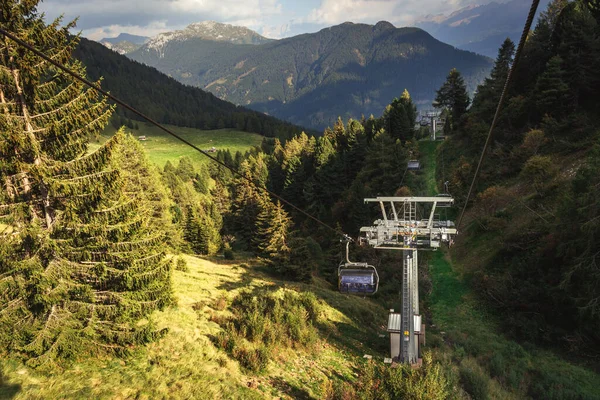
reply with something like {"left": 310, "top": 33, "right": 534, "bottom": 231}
{"left": 0, "top": 256, "right": 388, "bottom": 400}
{"left": 420, "top": 141, "right": 600, "bottom": 399}
{"left": 91, "top": 122, "right": 264, "bottom": 168}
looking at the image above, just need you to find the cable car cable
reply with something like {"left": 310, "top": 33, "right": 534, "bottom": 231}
{"left": 0, "top": 27, "right": 346, "bottom": 239}
{"left": 457, "top": 0, "right": 541, "bottom": 229}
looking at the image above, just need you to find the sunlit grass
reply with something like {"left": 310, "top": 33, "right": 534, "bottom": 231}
{"left": 0, "top": 255, "right": 392, "bottom": 399}
{"left": 89, "top": 123, "right": 264, "bottom": 169}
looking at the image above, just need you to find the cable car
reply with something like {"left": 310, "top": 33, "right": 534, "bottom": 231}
{"left": 338, "top": 262, "right": 379, "bottom": 295}
{"left": 407, "top": 160, "right": 420, "bottom": 170}
{"left": 337, "top": 236, "right": 379, "bottom": 295}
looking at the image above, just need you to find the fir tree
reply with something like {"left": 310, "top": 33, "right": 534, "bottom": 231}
{"left": 434, "top": 69, "right": 471, "bottom": 130}
{"left": 533, "top": 56, "right": 571, "bottom": 118}
{"left": 472, "top": 38, "right": 515, "bottom": 122}
{"left": 0, "top": 3, "right": 171, "bottom": 365}
{"left": 256, "top": 200, "right": 292, "bottom": 267}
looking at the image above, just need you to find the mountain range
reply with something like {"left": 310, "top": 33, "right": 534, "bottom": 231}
{"left": 127, "top": 21, "right": 492, "bottom": 130}
{"left": 415, "top": 0, "right": 552, "bottom": 58}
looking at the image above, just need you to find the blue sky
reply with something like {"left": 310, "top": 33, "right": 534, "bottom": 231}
{"left": 37, "top": 0, "right": 512, "bottom": 40}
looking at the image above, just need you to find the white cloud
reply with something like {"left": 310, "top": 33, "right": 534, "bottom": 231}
{"left": 308, "top": 0, "right": 397, "bottom": 25}
{"left": 82, "top": 21, "right": 172, "bottom": 40}
{"left": 261, "top": 23, "right": 291, "bottom": 39}
{"left": 37, "top": 0, "right": 506, "bottom": 41}
{"left": 307, "top": 0, "right": 491, "bottom": 26}
{"left": 39, "top": 0, "right": 284, "bottom": 31}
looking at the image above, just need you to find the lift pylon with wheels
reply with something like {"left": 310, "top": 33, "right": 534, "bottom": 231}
{"left": 360, "top": 196, "right": 457, "bottom": 366}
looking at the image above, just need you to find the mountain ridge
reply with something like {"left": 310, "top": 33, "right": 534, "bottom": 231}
{"left": 129, "top": 21, "right": 492, "bottom": 130}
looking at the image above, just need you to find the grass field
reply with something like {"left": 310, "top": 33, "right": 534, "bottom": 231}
{"left": 0, "top": 255, "right": 388, "bottom": 400}
{"left": 419, "top": 140, "right": 440, "bottom": 196}
{"left": 90, "top": 123, "right": 264, "bottom": 168}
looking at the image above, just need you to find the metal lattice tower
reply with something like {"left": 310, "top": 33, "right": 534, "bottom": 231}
{"left": 361, "top": 196, "right": 457, "bottom": 365}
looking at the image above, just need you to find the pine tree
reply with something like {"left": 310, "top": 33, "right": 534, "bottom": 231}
{"left": 0, "top": 3, "right": 171, "bottom": 366}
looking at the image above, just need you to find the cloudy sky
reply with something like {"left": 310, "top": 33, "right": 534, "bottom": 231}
{"left": 37, "top": 0, "right": 512, "bottom": 40}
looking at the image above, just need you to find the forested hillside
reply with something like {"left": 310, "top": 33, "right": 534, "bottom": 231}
{"left": 73, "top": 38, "right": 304, "bottom": 140}
{"left": 129, "top": 21, "right": 493, "bottom": 130}
{"left": 438, "top": 0, "right": 600, "bottom": 352}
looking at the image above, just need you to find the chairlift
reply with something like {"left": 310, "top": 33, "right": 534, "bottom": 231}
{"left": 435, "top": 193, "right": 452, "bottom": 208}
{"left": 338, "top": 238, "right": 379, "bottom": 295}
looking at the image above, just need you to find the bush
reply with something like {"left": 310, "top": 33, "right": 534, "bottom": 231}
{"left": 233, "top": 344, "right": 270, "bottom": 373}
{"left": 213, "top": 288, "right": 324, "bottom": 373}
{"left": 459, "top": 359, "right": 490, "bottom": 400}
{"left": 175, "top": 257, "right": 189, "bottom": 272}
{"left": 347, "top": 353, "right": 450, "bottom": 400}
{"left": 223, "top": 243, "right": 234, "bottom": 260}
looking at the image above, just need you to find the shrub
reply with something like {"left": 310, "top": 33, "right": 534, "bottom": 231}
{"left": 223, "top": 243, "right": 234, "bottom": 260}
{"left": 213, "top": 288, "right": 324, "bottom": 373}
{"left": 175, "top": 257, "right": 189, "bottom": 272}
{"left": 212, "top": 295, "right": 228, "bottom": 311}
{"left": 346, "top": 353, "right": 450, "bottom": 400}
{"left": 459, "top": 359, "right": 490, "bottom": 400}
{"left": 489, "top": 353, "right": 505, "bottom": 378}
{"left": 233, "top": 344, "right": 270, "bottom": 373}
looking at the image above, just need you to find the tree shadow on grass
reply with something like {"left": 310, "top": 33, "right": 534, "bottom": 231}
{"left": 0, "top": 366, "right": 21, "bottom": 400}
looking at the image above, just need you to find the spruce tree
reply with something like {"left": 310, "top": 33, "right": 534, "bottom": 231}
{"left": 434, "top": 69, "right": 471, "bottom": 130}
{"left": 0, "top": 3, "right": 171, "bottom": 365}
{"left": 256, "top": 199, "right": 292, "bottom": 266}
{"left": 533, "top": 56, "right": 571, "bottom": 118}
{"left": 472, "top": 38, "right": 515, "bottom": 121}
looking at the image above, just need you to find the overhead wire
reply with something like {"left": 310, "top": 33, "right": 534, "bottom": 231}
{"left": 0, "top": 27, "right": 346, "bottom": 239}
{"left": 457, "top": 0, "right": 541, "bottom": 229}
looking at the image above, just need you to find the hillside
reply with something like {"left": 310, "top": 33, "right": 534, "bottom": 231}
{"left": 416, "top": 0, "right": 552, "bottom": 57}
{"left": 436, "top": 0, "right": 600, "bottom": 359}
{"left": 73, "top": 38, "right": 304, "bottom": 140}
{"left": 128, "top": 21, "right": 492, "bottom": 130}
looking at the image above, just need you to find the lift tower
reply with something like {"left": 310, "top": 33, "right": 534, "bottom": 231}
{"left": 360, "top": 196, "right": 457, "bottom": 365}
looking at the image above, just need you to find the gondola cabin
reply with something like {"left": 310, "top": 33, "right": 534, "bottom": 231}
{"left": 407, "top": 160, "right": 420, "bottom": 170}
{"left": 338, "top": 263, "right": 379, "bottom": 295}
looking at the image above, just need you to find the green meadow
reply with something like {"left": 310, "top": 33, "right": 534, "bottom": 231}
{"left": 91, "top": 123, "right": 264, "bottom": 168}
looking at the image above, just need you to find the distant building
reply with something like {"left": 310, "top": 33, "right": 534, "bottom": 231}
{"left": 138, "top": 135, "right": 147, "bottom": 141}
{"left": 207, "top": 146, "right": 217, "bottom": 153}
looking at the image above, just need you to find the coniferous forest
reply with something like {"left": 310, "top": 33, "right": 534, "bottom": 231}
{"left": 2, "top": 0, "right": 600, "bottom": 399}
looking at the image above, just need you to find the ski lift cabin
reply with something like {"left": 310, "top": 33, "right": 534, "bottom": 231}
{"left": 338, "top": 238, "right": 379, "bottom": 295}
{"left": 338, "top": 263, "right": 379, "bottom": 295}
{"left": 407, "top": 160, "right": 420, "bottom": 171}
